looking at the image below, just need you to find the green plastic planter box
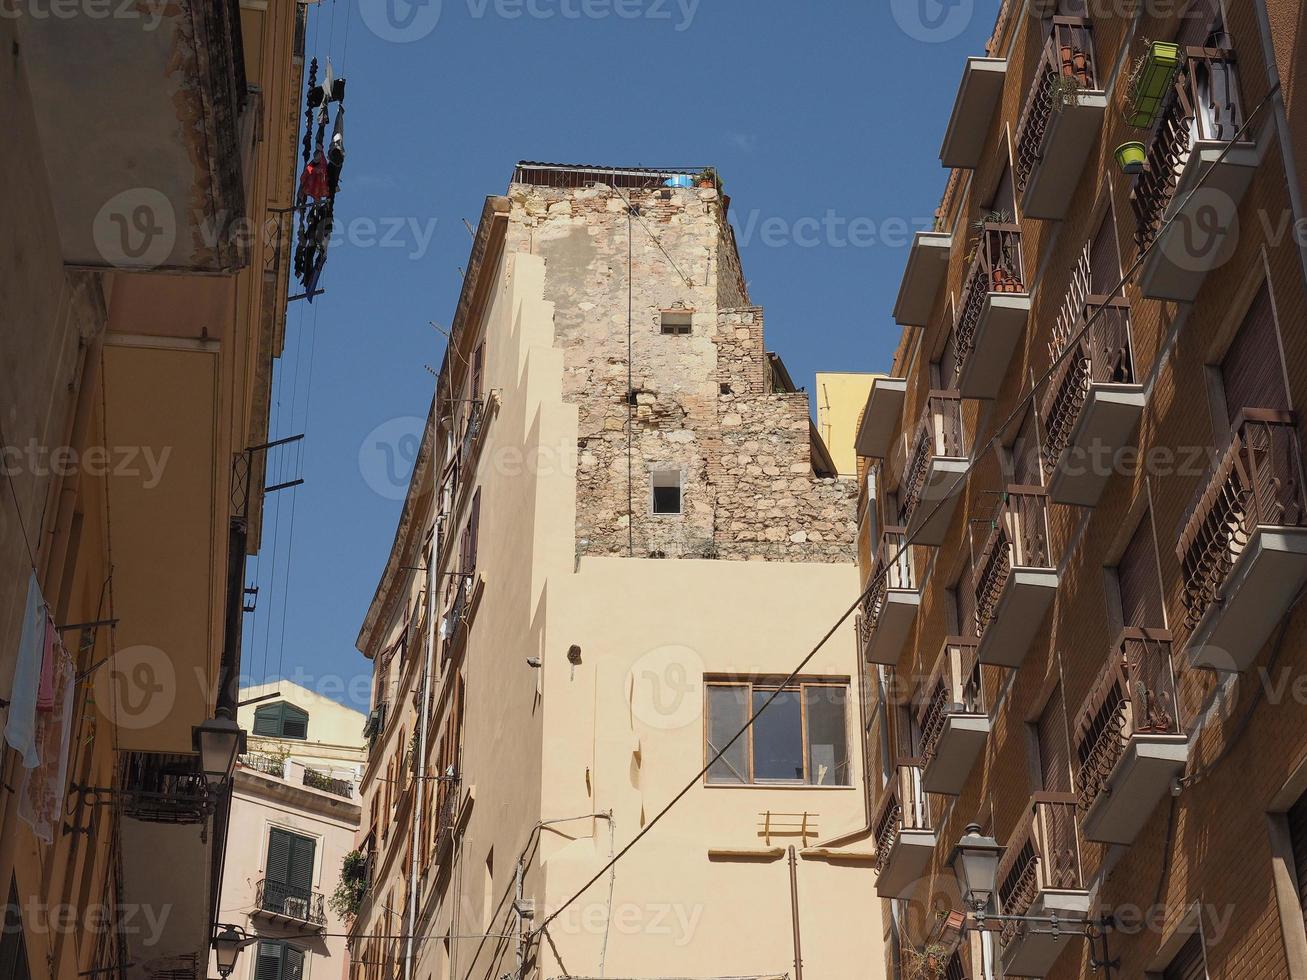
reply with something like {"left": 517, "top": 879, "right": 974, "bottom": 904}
{"left": 1126, "top": 42, "right": 1182, "bottom": 128}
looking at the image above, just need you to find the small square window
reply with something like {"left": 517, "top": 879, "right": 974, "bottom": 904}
{"left": 660, "top": 312, "right": 692, "bottom": 335}
{"left": 651, "top": 469, "right": 682, "bottom": 515}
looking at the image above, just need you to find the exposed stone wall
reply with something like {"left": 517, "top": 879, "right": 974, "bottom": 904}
{"left": 503, "top": 179, "right": 855, "bottom": 563}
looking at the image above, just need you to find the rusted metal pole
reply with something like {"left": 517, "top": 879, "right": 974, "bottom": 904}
{"left": 788, "top": 845, "right": 804, "bottom": 980}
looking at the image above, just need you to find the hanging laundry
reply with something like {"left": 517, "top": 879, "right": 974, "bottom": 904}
{"left": 327, "top": 105, "right": 345, "bottom": 197}
{"left": 4, "top": 573, "right": 48, "bottom": 768}
{"left": 36, "top": 615, "right": 58, "bottom": 712}
{"left": 298, "top": 148, "right": 331, "bottom": 203}
{"left": 18, "top": 645, "right": 75, "bottom": 843}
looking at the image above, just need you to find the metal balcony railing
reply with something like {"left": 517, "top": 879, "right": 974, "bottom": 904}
{"left": 996, "top": 794, "right": 1084, "bottom": 947}
{"left": 459, "top": 399, "right": 485, "bottom": 467}
{"left": 302, "top": 767, "right": 353, "bottom": 799}
{"left": 1132, "top": 43, "right": 1246, "bottom": 252}
{"left": 974, "top": 488, "right": 1053, "bottom": 639}
{"left": 1073, "top": 629, "right": 1180, "bottom": 813}
{"left": 1041, "top": 295, "right": 1135, "bottom": 471}
{"left": 119, "top": 752, "right": 209, "bottom": 824}
{"left": 1015, "top": 17, "right": 1100, "bottom": 196}
{"left": 872, "top": 760, "right": 930, "bottom": 875}
{"left": 255, "top": 878, "right": 326, "bottom": 926}
{"left": 1178, "top": 410, "right": 1306, "bottom": 631}
{"left": 953, "top": 224, "right": 1026, "bottom": 387}
{"left": 917, "top": 638, "right": 985, "bottom": 768}
{"left": 858, "top": 527, "right": 914, "bottom": 651}
{"left": 898, "top": 391, "right": 967, "bottom": 529}
{"left": 240, "top": 753, "right": 286, "bottom": 779}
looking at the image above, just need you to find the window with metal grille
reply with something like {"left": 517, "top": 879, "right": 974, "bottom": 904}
{"left": 1162, "top": 932, "right": 1208, "bottom": 980}
{"left": 254, "top": 941, "right": 305, "bottom": 980}
{"left": 705, "top": 679, "right": 850, "bottom": 785}
{"left": 252, "top": 702, "right": 310, "bottom": 740}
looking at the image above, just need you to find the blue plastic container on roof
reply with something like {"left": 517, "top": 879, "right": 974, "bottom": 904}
{"left": 664, "top": 174, "right": 694, "bottom": 188}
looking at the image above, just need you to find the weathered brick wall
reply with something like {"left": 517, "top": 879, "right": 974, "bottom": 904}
{"left": 503, "top": 181, "right": 855, "bottom": 563}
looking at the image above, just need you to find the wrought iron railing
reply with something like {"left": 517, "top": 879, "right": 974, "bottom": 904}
{"left": 256, "top": 878, "right": 326, "bottom": 926}
{"left": 240, "top": 753, "right": 286, "bottom": 779}
{"left": 459, "top": 399, "right": 484, "bottom": 467}
{"left": 119, "top": 752, "right": 209, "bottom": 824}
{"left": 1178, "top": 410, "right": 1306, "bottom": 631}
{"left": 1015, "top": 17, "right": 1100, "bottom": 195}
{"left": 1042, "top": 295, "right": 1135, "bottom": 472}
{"left": 1074, "top": 629, "right": 1180, "bottom": 812}
{"left": 872, "top": 760, "right": 930, "bottom": 874}
{"left": 858, "top": 528, "right": 915, "bottom": 653}
{"left": 953, "top": 224, "right": 1026, "bottom": 387}
{"left": 433, "top": 775, "right": 462, "bottom": 860}
{"left": 996, "top": 793, "right": 1084, "bottom": 948}
{"left": 1132, "top": 44, "right": 1246, "bottom": 252}
{"left": 898, "top": 391, "right": 967, "bottom": 530}
{"left": 917, "top": 638, "right": 986, "bottom": 767}
{"left": 974, "top": 488, "right": 1053, "bottom": 639}
{"left": 303, "top": 767, "right": 354, "bottom": 799}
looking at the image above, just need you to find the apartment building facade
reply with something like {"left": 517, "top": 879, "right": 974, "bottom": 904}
{"left": 0, "top": 3, "right": 309, "bottom": 978}
{"left": 208, "top": 682, "right": 366, "bottom": 980}
{"left": 856, "top": 0, "right": 1307, "bottom": 977}
{"left": 348, "top": 164, "right": 886, "bottom": 980}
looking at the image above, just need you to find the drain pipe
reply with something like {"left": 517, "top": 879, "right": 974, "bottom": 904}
{"left": 787, "top": 846, "right": 804, "bottom": 980}
{"left": 406, "top": 523, "right": 439, "bottom": 980}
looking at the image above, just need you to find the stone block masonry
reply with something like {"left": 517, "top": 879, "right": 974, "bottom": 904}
{"left": 504, "top": 178, "right": 855, "bottom": 563}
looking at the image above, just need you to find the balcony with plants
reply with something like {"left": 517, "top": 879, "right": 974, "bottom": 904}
{"left": 897, "top": 391, "right": 970, "bottom": 547}
{"left": 1124, "top": 39, "right": 1260, "bottom": 301}
{"left": 1073, "top": 629, "right": 1188, "bottom": 845}
{"left": 995, "top": 794, "right": 1090, "bottom": 977}
{"left": 917, "top": 637, "right": 993, "bottom": 796}
{"left": 952, "top": 223, "right": 1031, "bottom": 401}
{"left": 1014, "top": 17, "right": 1109, "bottom": 220}
{"left": 974, "top": 487, "right": 1059, "bottom": 668}
{"left": 1178, "top": 410, "right": 1307, "bottom": 671}
{"left": 858, "top": 527, "right": 920, "bottom": 666}
{"left": 254, "top": 878, "right": 327, "bottom": 929}
{"left": 873, "top": 759, "right": 936, "bottom": 899}
{"left": 1040, "top": 286, "right": 1145, "bottom": 507}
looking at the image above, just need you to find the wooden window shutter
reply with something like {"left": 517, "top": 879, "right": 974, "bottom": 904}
{"left": 1089, "top": 210, "right": 1121, "bottom": 296}
{"left": 1036, "top": 688, "right": 1072, "bottom": 792}
{"left": 255, "top": 943, "right": 283, "bottom": 980}
{"left": 1163, "top": 933, "right": 1207, "bottom": 980}
{"left": 1221, "top": 284, "right": 1287, "bottom": 421}
{"left": 253, "top": 704, "right": 281, "bottom": 737}
{"left": 287, "top": 834, "right": 316, "bottom": 894}
{"left": 282, "top": 705, "right": 309, "bottom": 740}
{"left": 1118, "top": 513, "right": 1164, "bottom": 628}
{"left": 1011, "top": 409, "right": 1042, "bottom": 486}
{"left": 955, "top": 556, "right": 976, "bottom": 639}
{"left": 266, "top": 828, "right": 292, "bottom": 885}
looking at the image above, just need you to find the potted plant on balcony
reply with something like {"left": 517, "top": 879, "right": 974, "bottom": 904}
{"left": 697, "top": 167, "right": 720, "bottom": 190}
{"left": 1048, "top": 71, "right": 1083, "bottom": 113}
{"left": 329, "top": 850, "right": 369, "bottom": 924}
{"left": 1115, "top": 141, "right": 1148, "bottom": 175}
{"left": 903, "top": 941, "right": 954, "bottom": 979}
{"left": 1123, "top": 40, "right": 1182, "bottom": 128}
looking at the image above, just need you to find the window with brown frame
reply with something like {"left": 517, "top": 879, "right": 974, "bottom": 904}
{"left": 1117, "top": 511, "right": 1164, "bottom": 629}
{"left": 705, "top": 679, "right": 850, "bottom": 786}
{"left": 1034, "top": 686, "right": 1072, "bottom": 792}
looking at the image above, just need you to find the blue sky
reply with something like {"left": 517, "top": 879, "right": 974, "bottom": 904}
{"left": 244, "top": 0, "right": 998, "bottom": 708}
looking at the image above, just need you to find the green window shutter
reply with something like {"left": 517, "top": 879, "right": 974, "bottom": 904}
{"left": 288, "top": 834, "right": 316, "bottom": 894}
{"left": 253, "top": 704, "right": 281, "bottom": 737}
{"left": 266, "top": 828, "right": 292, "bottom": 886}
{"left": 282, "top": 946, "right": 304, "bottom": 980}
{"left": 255, "top": 943, "right": 282, "bottom": 980}
{"left": 282, "top": 705, "right": 309, "bottom": 740}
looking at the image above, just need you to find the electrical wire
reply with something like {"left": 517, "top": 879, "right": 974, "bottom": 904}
{"left": 531, "top": 79, "right": 1283, "bottom": 942}
{"left": 608, "top": 183, "right": 698, "bottom": 289}
{"left": 0, "top": 414, "right": 41, "bottom": 575}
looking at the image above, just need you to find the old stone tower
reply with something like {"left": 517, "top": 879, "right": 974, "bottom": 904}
{"left": 505, "top": 163, "right": 856, "bottom": 562}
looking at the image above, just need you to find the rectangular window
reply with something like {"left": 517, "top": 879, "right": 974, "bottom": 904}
{"left": 265, "top": 828, "right": 317, "bottom": 919}
{"left": 1221, "top": 283, "right": 1287, "bottom": 424}
{"left": 1162, "top": 933, "right": 1207, "bottom": 980}
{"left": 1117, "top": 512, "right": 1163, "bottom": 629}
{"left": 1289, "top": 791, "right": 1307, "bottom": 940}
{"left": 660, "top": 311, "right": 692, "bottom": 335}
{"left": 1035, "top": 687, "right": 1071, "bottom": 792}
{"left": 705, "top": 680, "right": 849, "bottom": 786}
{"left": 255, "top": 942, "right": 305, "bottom": 980}
{"left": 651, "top": 469, "right": 682, "bottom": 515}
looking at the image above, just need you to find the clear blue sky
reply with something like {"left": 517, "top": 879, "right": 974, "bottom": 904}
{"left": 244, "top": 0, "right": 999, "bottom": 708}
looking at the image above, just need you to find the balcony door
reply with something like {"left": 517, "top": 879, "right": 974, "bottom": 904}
{"left": 1220, "top": 284, "right": 1288, "bottom": 429}
{"left": 266, "top": 828, "right": 316, "bottom": 915}
{"left": 1035, "top": 687, "right": 1072, "bottom": 793}
{"left": 1118, "top": 513, "right": 1164, "bottom": 630}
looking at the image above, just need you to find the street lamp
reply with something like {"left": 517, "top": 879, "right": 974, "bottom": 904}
{"left": 213, "top": 924, "right": 255, "bottom": 978}
{"left": 193, "top": 712, "right": 246, "bottom": 785}
{"left": 948, "top": 823, "right": 1003, "bottom": 915}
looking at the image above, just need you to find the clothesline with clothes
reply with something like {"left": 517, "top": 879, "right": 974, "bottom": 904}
{"left": 293, "top": 56, "right": 348, "bottom": 304}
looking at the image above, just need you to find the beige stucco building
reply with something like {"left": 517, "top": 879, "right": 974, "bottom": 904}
{"left": 209, "top": 682, "right": 366, "bottom": 980}
{"left": 0, "top": 3, "right": 309, "bottom": 979}
{"left": 348, "top": 164, "right": 886, "bottom": 980}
